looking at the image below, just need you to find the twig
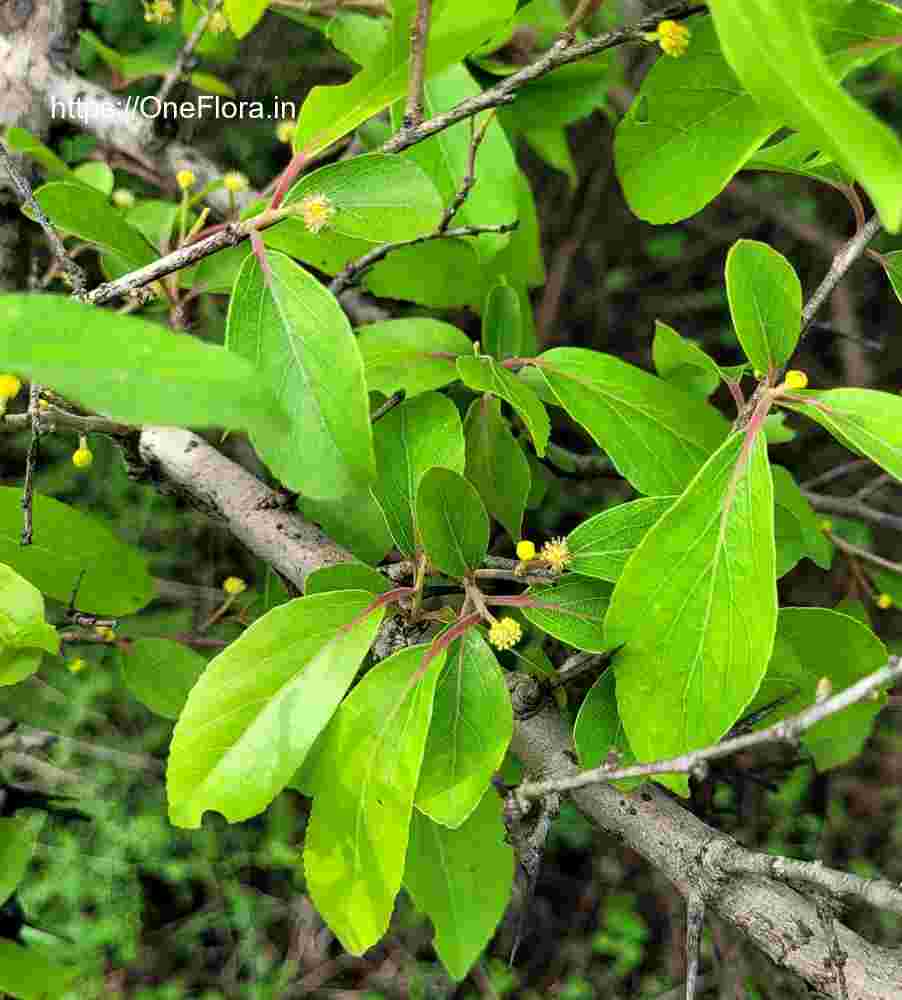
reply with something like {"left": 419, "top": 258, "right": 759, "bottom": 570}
{"left": 801, "top": 460, "right": 872, "bottom": 490}
{"left": 402, "top": 0, "right": 432, "bottom": 130}
{"left": 20, "top": 383, "right": 41, "bottom": 546}
{"left": 544, "top": 441, "right": 613, "bottom": 477}
{"left": 853, "top": 473, "right": 893, "bottom": 503}
{"left": 157, "top": 0, "right": 223, "bottom": 106}
{"left": 564, "top": 0, "right": 605, "bottom": 38}
{"left": 0, "top": 140, "right": 87, "bottom": 295}
{"left": 438, "top": 112, "right": 494, "bottom": 233}
{"left": 371, "top": 390, "right": 406, "bottom": 423}
{"left": 515, "top": 657, "right": 902, "bottom": 802}
{"left": 826, "top": 531, "right": 902, "bottom": 576}
{"left": 800, "top": 214, "right": 883, "bottom": 334}
{"left": 0, "top": 403, "right": 135, "bottom": 438}
{"left": 553, "top": 650, "right": 605, "bottom": 686}
{"left": 816, "top": 897, "right": 850, "bottom": 1000}
{"left": 328, "top": 221, "right": 518, "bottom": 296}
{"left": 684, "top": 893, "right": 705, "bottom": 1000}
{"left": 481, "top": 555, "right": 557, "bottom": 582}
{"left": 802, "top": 491, "right": 902, "bottom": 534}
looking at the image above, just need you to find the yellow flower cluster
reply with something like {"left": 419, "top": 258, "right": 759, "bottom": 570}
{"left": 144, "top": 0, "right": 175, "bottom": 25}
{"left": 72, "top": 435, "right": 93, "bottom": 469}
{"left": 209, "top": 11, "right": 229, "bottom": 34}
{"left": 276, "top": 121, "right": 296, "bottom": 144}
{"left": 784, "top": 370, "right": 808, "bottom": 390}
{"left": 655, "top": 19, "right": 691, "bottom": 57}
{"left": 176, "top": 169, "right": 197, "bottom": 192}
{"left": 0, "top": 374, "right": 21, "bottom": 400}
{"left": 541, "top": 536, "right": 572, "bottom": 572}
{"left": 877, "top": 593, "right": 893, "bottom": 610}
{"left": 223, "top": 576, "right": 247, "bottom": 596}
{"left": 298, "top": 192, "right": 336, "bottom": 234}
{"left": 489, "top": 617, "right": 522, "bottom": 651}
{"left": 223, "top": 171, "right": 249, "bottom": 193}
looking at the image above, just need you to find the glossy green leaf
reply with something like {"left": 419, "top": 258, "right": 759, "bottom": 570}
{"left": 358, "top": 319, "right": 473, "bottom": 398}
{"left": 224, "top": 0, "right": 269, "bottom": 37}
{"left": 416, "top": 468, "right": 489, "bottom": 577}
{"left": 363, "top": 238, "right": 487, "bottom": 309}
{"left": 121, "top": 639, "right": 207, "bottom": 720}
{"left": 499, "top": 58, "right": 612, "bottom": 130}
{"left": 535, "top": 348, "right": 728, "bottom": 495}
{"left": 0, "top": 295, "right": 288, "bottom": 443}
{"left": 653, "top": 321, "right": 721, "bottom": 398}
{"left": 772, "top": 466, "right": 832, "bottom": 574}
{"left": 167, "top": 591, "right": 384, "bottom": 828}
{"left": 725, "top": 240, "right": 802, "bottom": 373}
{"left": 567, "top": 497, "right": 677, "bottom": 583}
{"left": 416, "top": 630, "right": 512, "bottom": 828}
{"left": 3, "top": 127, "right": 73, "bottom": 180}
{"left": 707, "top": 0, "right": 902, "bottom": 232}
{"left": 405, "top": 791, "right": 513, "bottom": 980}
{"left": 879, "top": 249, "right": 902, "bottom": 306}
{"left": 0, "top": 565, "right": 59, "bottom": 687}
{"left": 742, "top": 131, "right": 849, "bottom": 187}
{"left": 0, "top": 818, "right": 37, "bottom": 907}
{"left": 456, "top": 356, "right": 550, "bottom": 456}
{"left": 283, "top": 154, "right": 443, "bottom": 242}
{"left": 227, "top": 250, "right": 375, "bottom": 499}
{"left": 482, "top": 279, "right": 522, "bottom": 360}
{"left": 749, "top": 607, "right": 888, "bottom": 771}
{"left": 520, "top": 125, "right": 577, "bottom": 186}
{"left": 292, "top": 3, "right": 516, "bottom": 159}
{"left": 0, "top": 490, "right": 152, "bottom": 616}
{"left": 300, "top": 491, "right": 394, "bottom": 565}
{"left": 0, "top": 939, "right": 78, "bottom": 998}
{"left": 607, "top": 433, "right": 777, "bottom": 795}
{"left": 573, "top": 669, "right": 637, "bottom": 775}
{"left": 524, "top": 576, "right": 615, "bottom": 653}
{"left": 370, "top": 393, "right": 466, "bottom": 556}
{"left": 72, "top": 162, "right": 114, "bottom": 196}
{"left": 31, "top": 183, "right": 157, "bottom": 270}
{"left": 304, "top": 562, "right": 389, "bottom": 596}
{"left": 305, "top": 644, "right": 446, "bottom": 954}
{"left": 780, "top": 389, "right": 902, "bottom": 483}
{"left": 126, "top": 200, "right": 179, "bottom": 250}
{"left": 183, "top": 0, "right": 239, "bottom": 57}
{"left": 464, "top": 396, "right": 530, "bottom": 541}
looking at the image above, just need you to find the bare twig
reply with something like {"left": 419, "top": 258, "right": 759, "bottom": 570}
{"left": 800, "top": 214, "right": 883, "bottom": 334}
{"left": 515, "top": 657, "right": 902, "bottom": 802}
{"left": 826, "top": 531, "right": 902, "bottom": 576}
{"left": 564, "top": 0, "right": 605, "bottom": 38}
{"left": 685, "top": 893, "right": 705, "bottom": 1000}
{"left": 0, "top": 403, "right": 134, "bottom": 438}
{"left": 328, "top": 221, "right": 518, "bottom": 296}
{"left": 0, "top": 140, "right": 86, "bottom": 295}
{"left": 157, "top": 0, "right": 223, "bottom": 107}
{"left": 402, "top": 0, "right": 432, "bottom": 130}
{"left": 20, "top": 383, "right": 41, "bottom": 545}
{"left": 801, "top": 460, "right": 872, "bottom": 491}
{"left": 438, "top": 112, "right": 495, "bottom": 233}
{"left": 543, "top": 441, "right": 613, "bottom": 477}
{"left": 802, "top": 491, "right": 902, "bottom": 534}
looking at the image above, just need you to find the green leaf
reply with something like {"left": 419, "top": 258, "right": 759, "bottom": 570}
{"left": 725, "top": 240, "right": 802, "bottom": 373}
{"left": 780, "top": 389, "right": 902, "bottom": 483}
{"left": 183, "top": 0, "right": 239, "bottom": 58}
{"left": 224, "top": 0, "right": 269, "bottom": 37}
{"left": 300, "top": 491, "right": 394, "bottom": 565}
{"left": 878, "top": 249, "right": 902, "bottom": 306}
{"left": 456, "top": 356, "right": 550, "bottom": 456}
{"left": 31, "top": 183, "right": 157, "bottom": 270}
{"left": 121, "top": 638, "right": 207, "bottom": 720}
{"left": 870, "top": 567, "right": 902, "bottom": 609}
{"left": 72, "top": 162, "right": 114, "bottom": 196}
{"left": 707, "top": 0, "right": 902, "bottom": 232}
{"left": 405, "top": 791, "right": 513, "bottom": 980}
{"left": 416, "top": 468, "right": 490, "bottom": 577}
{"left": 0, "top": 939, "right": 78, "bottom": 999}
{"left": 653, "top": 321, "right": 721, "bottom": 398}
{"left": 283, "top": 154, "right": 443, "bottom": 242}
{"left": 358, "top": 318, "right": 473, "bottom": 398}
{"left": 3, "top": 127, "right": 73, "bottom": 180}
{"left": 304, "top": 643, "right": 446, "bottom": 954}
{"left": 125, "top": 200, "right": 179, "bottom": 250}
{"left": 606, "top": 433, "right": 777, "bottom": 794}
{"left": 464, "top": 396, "right": 530, "bottom": 541}
{"left": 370, "top": 393, "right": 466, "bottom": 557}
{"left": 0, "top": 565, "right": 59, "bottom": 687}
{"left": 482, "top": 279, "right": 523, "bottom": 361}
{"left": 742, "top": 131, "right": 849, "bottom": 187}
{"left": 305, "top": 562, "right": 389, "bottom": 596}
{"left": 573, "top": 669, "right": 637, "bottom": 775}
{"left": 167, "top": 591, "right": 384, "bottom": 828}
{"left": 0, "top": 490, "right": 152, "bottom": 616}
{"left": 362, "top": 238, "right": 487, "bottom": 309}
{"left": 416, "top": 630, "right": 512, "bottom": 827}
{"left": 535, "top": 348, "right": 728, "bottom": 495}
{"left": 0, "top": 294, "right": 288, "bottom": 443}
{"left": 520, "top": 125, "right": 577, "bottom": 186}
{"left": 523, "top": 576, "right": 615, "bottom": 653}
{"left": 0, "top": 818, "right": 38, "bottom": 907}
{"left": 567, "top": 497, "right": 677, "bottom": 583}
{"left": 227, "top": 250, "right": 375, "bottom": 499}
{"left": 499, "top": 58, "right": 612, "bottom": 130}
{"left": 292, "top": 3, "right": 516, "bottom": 160}
{"left": 749, "top": 607, "right": 888, "bottom": 771}
{"left": 772, "top": 466, "right": 832, "bottom": 574}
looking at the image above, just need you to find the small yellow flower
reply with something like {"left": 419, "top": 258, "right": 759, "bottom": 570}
{"left": 541, "top": 536, "right": 572, "bottom": 573}
{"left": 209, "top": 10, "right": 229, "bottom": 33}
{"left": 877, "top": 593, "right": 893, "bottom": 610}
{"left": 95, "top": 625, "right": 115, "bottom": 642}
{"left": 784, "top": 370, "right": 808, "bottom": 390}
{"left": 488, "top": 617, "right": 522, "bottom": 651}
{"left": 176, "top": 169, "right": 197, "bottom": 192}
{"left": 0, "top": 374, "right": 21, "bottom": 399}
{"left": 815, "top": 676, "right": 832, "bottom": 701}
{"left": 144, "top": 0, "right": 175, "bottom": 24}
{"left": 72, "top": 435, "right": 93, "bottom": 469}
{"left": 112, "top": 189, "right": 135, "bottom": 209}
{"left": 276, "top": 121, "right": 296, "bottom": 144}
{"left": 223, "top": 576, "right": 247, "bottom": 596}
{"left": 516, "top": 539, "right": 536, "bottom": 562}
{"left": 655, "top": 19, "right": 691, "bottom": 57}
{"left": 298, "top": 192, "right": 335, "bottom": 234}
{"left": 67, "top": 657, "right": 88, "bottom": 674}
{"left": 223, "top": 171, "right": 249, "bottom": 193}
{"left": 818, "top": 519, "right": 833, "bottom": 534}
